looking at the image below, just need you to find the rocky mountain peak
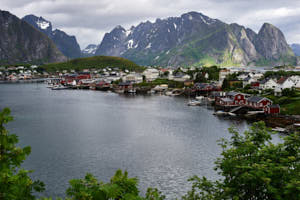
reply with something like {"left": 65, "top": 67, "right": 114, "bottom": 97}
{"left": 256, "top": 23, "right": 294, "bottom": 60}
{"left": 0, "top": 10, "right": 66, "bottom": 64}
{"left": 22, "top": 14, "right": 81, "bottom": 59}
{"left": 95, "top": 11, "right": 297, "bottom": 67}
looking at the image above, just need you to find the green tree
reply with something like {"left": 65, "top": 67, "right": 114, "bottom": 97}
{"left": 183, "top": 122, "right": 300, "bottom": 200}
{"left": 66, "top": 170, "right": 165, "bottom": 200}
{"left": 0, "top": 108, "right": 45, "bottom": 200}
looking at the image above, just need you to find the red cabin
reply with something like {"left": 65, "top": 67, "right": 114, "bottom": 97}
{"left": 247, "top": 96, "right": 272, "bottom": 109}
{"left": 264, "top": 104, "right": 280, "bottom": 115}
{"left": 226, "top": 92, "right": 246, "bottom": 106}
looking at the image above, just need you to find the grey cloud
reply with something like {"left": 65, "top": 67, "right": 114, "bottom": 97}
{"left": 1, "top": 0, "right": 300, "bottom": 48}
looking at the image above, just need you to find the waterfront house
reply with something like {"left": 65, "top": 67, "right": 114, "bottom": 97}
{"left": 122, "top": 73, "right": 143, "bottom": 83}
{"left": 118, "top": 82, "right": 133, "bottom": 91}
{"left": 246, "top": 96, "right": 272, "bottom": 109}
{"left": 217, "top": 98, "right": 235, "bottom": 107}
{"left": 226, "top": 91, "right": 247, "bottom": 105}
{"left": 264, "top": 104, "right": 280, "bottom": 115}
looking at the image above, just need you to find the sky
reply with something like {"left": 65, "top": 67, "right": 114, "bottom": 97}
{"left": 1, "top": 0, "right": 300, "bottom": 49}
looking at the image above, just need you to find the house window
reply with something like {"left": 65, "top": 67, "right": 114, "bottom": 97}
{"left": 237, "top": 96, "right": 241, "bottom": 99}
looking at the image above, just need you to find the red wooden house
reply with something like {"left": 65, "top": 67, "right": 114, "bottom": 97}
{"left": 246, "top": 96, "right": 272, "bottom": 109}
{"left": 264, "top": 104, "right": 280, "bottom": 114}
{"left": 226, "top": 92, "right": 247, "bottom": 106}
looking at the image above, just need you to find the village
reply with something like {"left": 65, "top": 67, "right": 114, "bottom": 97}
{"left": 1, "top": 64, "right": 300, "bottom": 132}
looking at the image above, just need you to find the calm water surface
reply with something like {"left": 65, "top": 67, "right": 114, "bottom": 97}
{"left": 0, "top": 83, "right": 280, "bottom": 199}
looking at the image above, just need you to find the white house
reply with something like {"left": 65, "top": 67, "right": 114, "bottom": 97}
{"left": 122, "top": 73, "right": 143, "bottom": 83}
{"left": 219, "top": 69, "right": 231, "bottom": 81}
{"left": 259, "top": 78, "right": 278, "bottom": 90}
{"left": 142, "top": 68, "right": 159, "bottom": 81}
{"left": 243, "top": 76, "right": 257, "bottom": 87}
{"left": 251, "top": 72, "right": 264, "bottom": 80}
{"left": 237, "top": 72, "right": 250, "bottom": 81}
{"left": 276, "top": 77, "right": 296, "bottom": 91}
{"left": 173, "top": 74, "right": 191, "bottom": 82}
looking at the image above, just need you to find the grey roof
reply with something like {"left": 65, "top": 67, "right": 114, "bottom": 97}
{"left": 227, "top": 91, "right": 242, "bottom": 96}
{"left": 259, "top": 79, "right": 268, "bottom": 84}
{"left": 247, "top": 96, "right": 266, "bottom": 103}
{"left": 267, "top": 104, "right": 280, "bottom": 108}
{"left": 243, "top": 76, "right": 251, "bottom": 81}
{"left": 220, "top": 98, "right": 234, "bottom": 102}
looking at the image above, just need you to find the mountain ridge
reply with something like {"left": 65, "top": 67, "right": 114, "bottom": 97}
{"left": 22, "top": 14, "right": 82, "bottom": 59}
{"left": 0, "top": 10, "right": 67, "bottom": 65}
{"left": 95, "top": 11, "right": 297, "bottom": 67}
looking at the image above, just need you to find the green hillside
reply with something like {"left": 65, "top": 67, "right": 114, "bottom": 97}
{"left": 40, "top": 56, "right": 144, "bottom": 72}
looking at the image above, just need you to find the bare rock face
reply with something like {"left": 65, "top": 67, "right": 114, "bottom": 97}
{"left": 23, "top": 15, "right": 81, "bottom": 59}
{"left": 0, "top": 10, "right": 67, "bottom": 65}
{"left": 255, "top": 23, "right": 294, "bottom": 60}
{"left": 95, "top": 12, "right": 296, "bottom": 67}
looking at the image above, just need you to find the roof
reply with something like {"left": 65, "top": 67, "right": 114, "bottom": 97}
{"left": 119, "top": 82, "right": 132, "bottom": 86}
{"left": 259, "top": 79, "right": 268, "bottom": 84}
{"left": 277, "top": 77, "right": 288, "bottom": 84}
{"left": 243, "top": 76, "right": 252, "bottom": 81}
{"left": 220, "top": 98, "right": 234, "bottom": 102}
{"left": 267, "top": 104, "right": 280, "bottom": 108}
{"left": 247, "top": 96, "right": 270, "bottom": 103}
{"left": 227, "top": 91, "right": 243, "bottom": 96}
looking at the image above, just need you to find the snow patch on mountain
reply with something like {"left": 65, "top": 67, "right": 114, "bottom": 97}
{"left": 145, "top": 43, "right": 152, "bottom": 49}
{"left": 127, "top": 39, "right": 134, "bottom": 49}
{"left": 37, "top": 19, "right": 50, "bottom": 30}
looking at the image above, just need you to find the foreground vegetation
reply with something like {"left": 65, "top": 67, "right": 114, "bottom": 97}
{"left": 0, "top": 108, "right": 299, "bottom": 199}
{"left": 40, "top": 56, "right": 144, "bottom": 73}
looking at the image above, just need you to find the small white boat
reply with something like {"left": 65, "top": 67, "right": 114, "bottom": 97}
{"left": 272, "top": 127, "right": 287, "bottom": 133}
{"left": 195, "top": 96, "right": 205, "bottom": 101}
{"left": 228, "top": 112, "right": 237, "bottom": 116}
{"left": 188, "top": 100, "right": 201, "bottom": 106}
{"left": 51, "top": 85, "right": 69, "bottom": 90}
{"left": 213, "top": 111, "right": 228, "bottom": 116}
{"left": 128, "top": 89, "right": 136, "bottom": 94}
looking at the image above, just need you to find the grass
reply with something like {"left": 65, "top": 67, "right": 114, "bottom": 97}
{"left": 40, "top": 56, "right": 144, "bottom": 72}
{"left": 265, "top": 91, "right": 300, "bottom": 115}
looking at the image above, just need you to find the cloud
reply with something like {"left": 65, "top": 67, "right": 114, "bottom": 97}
{"left": 1, "top": 0, "right": 300, "bottom": 48}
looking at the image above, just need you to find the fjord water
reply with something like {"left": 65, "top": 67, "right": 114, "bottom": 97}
{"left": 1, "top": 84, "right": 257, "bottom": 198}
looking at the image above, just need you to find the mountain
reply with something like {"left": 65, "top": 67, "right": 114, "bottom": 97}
{"left": 22, "top": 15, "right": 81, "bottom": 59}
{"left": 0, "top": 10, "right": 66, "bottom": 65}
{"left": 81, "top": 44, "right": 98, "bottom": 57}
{"left": 95, "top": 11, "right": 297, "bottom": 67}
{"left": 290, "top": 43, "right": 300, "bottom": 56}
{"left": 41, "top": 56, "right": 143, "bottom": 72}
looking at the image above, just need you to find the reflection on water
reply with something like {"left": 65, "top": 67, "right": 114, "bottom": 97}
{"left": 0, "top": 83, "right": 280, "bottom": 199}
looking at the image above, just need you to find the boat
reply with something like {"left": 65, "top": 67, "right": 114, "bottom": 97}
{"left": 127, "top": 89, "right": 136, "bottom": 94}
{"left": 213, "top": 111, "right": 228, "bottom": 116}
{"left": 188, "top": 100, "right": 201, "bottom": 106}
{"left": 228, "top": 112, "right": 237, "bottom": 116}
{"left": 195, "top": 96, "right": 205, "bottom": 101}
{"left": 51, "top": 85, "right": 69, "bottom": 90}
{"left": 272, "top": 127, "right": 287, "bottom": 133}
